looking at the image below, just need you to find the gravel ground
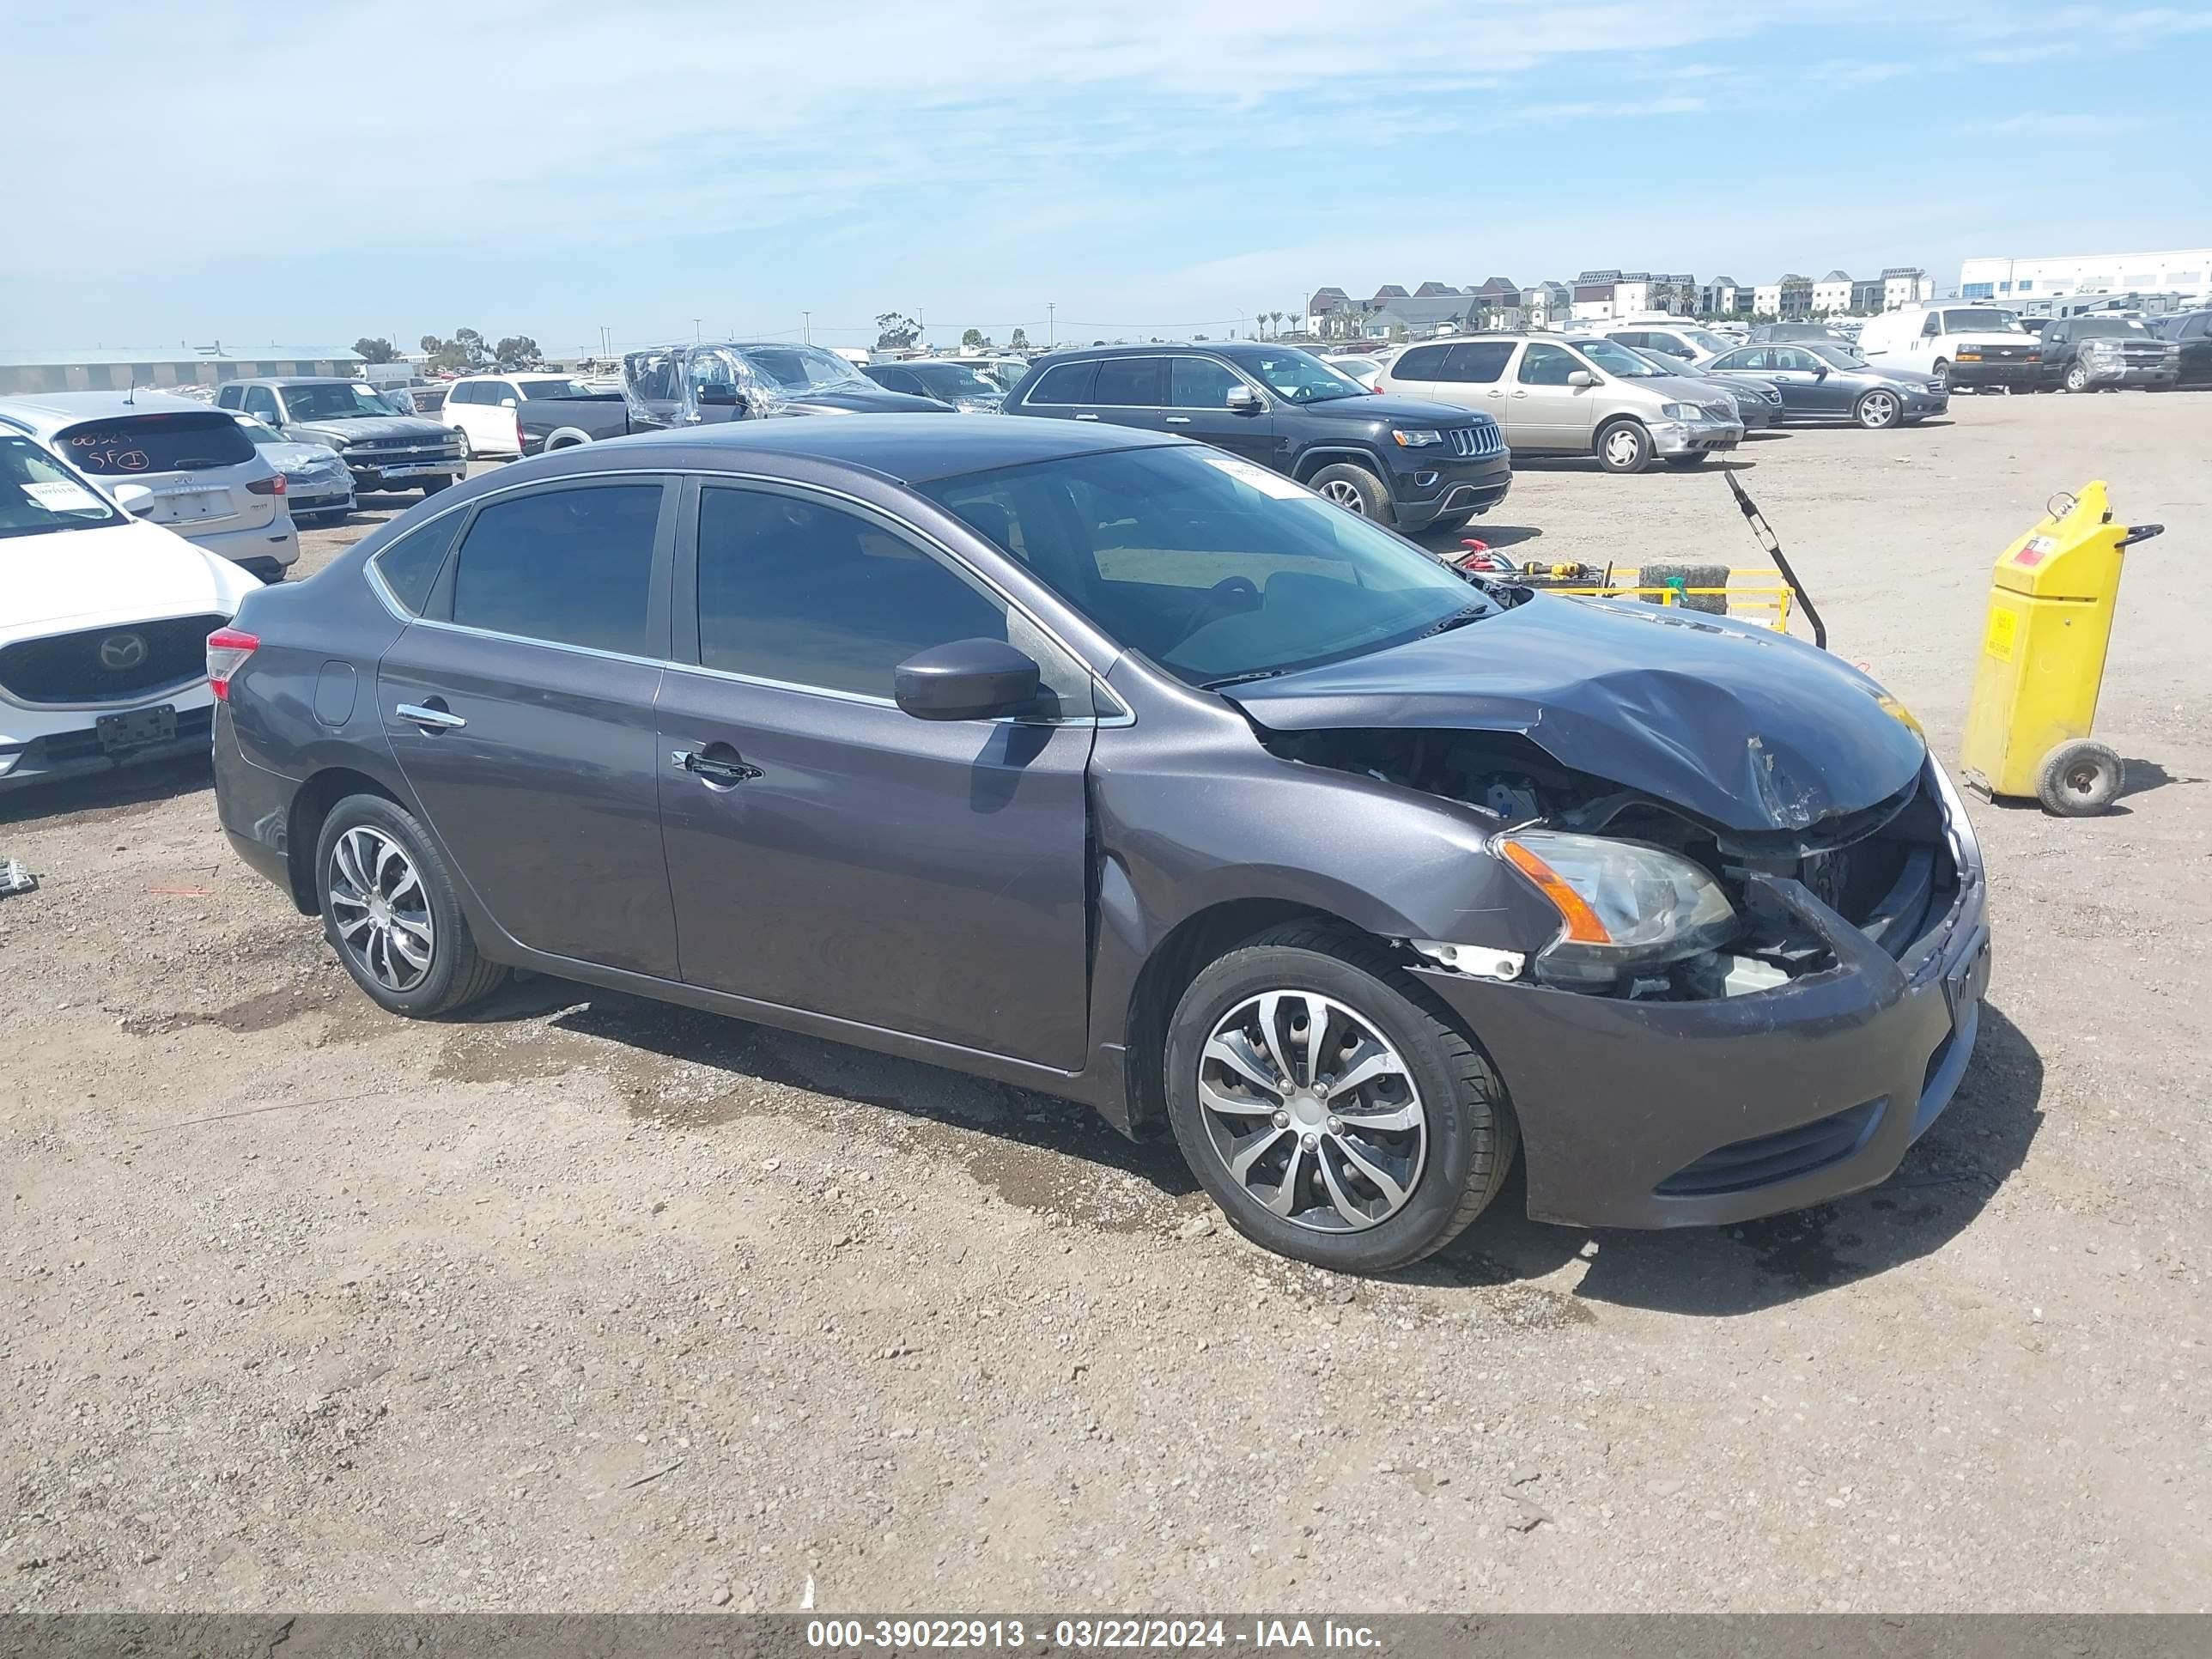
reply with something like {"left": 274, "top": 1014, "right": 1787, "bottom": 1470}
{"left": 3, "top": 396, "right": 2208, "bottom": 1614}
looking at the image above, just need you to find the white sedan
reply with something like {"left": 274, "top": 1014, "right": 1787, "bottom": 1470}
{"left": 0, "top": 432, "right": 261, "bottom": 793}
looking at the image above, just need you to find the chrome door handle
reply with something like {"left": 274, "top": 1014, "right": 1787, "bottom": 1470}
{"left": 395, "top": 702, "right": 466, "bottom": 731}
{"left": 1073, "top": 412, "right": 1099, "bottom": 421}
{"left": 671, "top": 749, "right": 762, "bottom": 787}
{"left": 1164, "top": 416, "right": 1192, "bottom": 424}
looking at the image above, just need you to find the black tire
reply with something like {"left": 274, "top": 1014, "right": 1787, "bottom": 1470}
{"left": 2063, "top": 360, "right": 2091, "bottom": 393}
{"left": 421, "top": 476, "right": 454, "bottom": 497}
{"left": 1594, "top": 419, "right": 1652, "bottom": 474}
{"left": 1162, "top": 922, "right": 1518, "bottom": 1273}
{"left": 1933, "top": 360, "right": 1950, "bottom": 392}
{"left": 1854, "top": 388, "right": 1903, "bottom": 429}
{"left": 1307, "top": 461, "right": 1393, "bottom": 524}
{"left": 1662, "top": 453, "right": 1711, "bottom": 469}
{"left": 2035, "top": 739, "right": 2124, "bottom": 817}
{"left": 314, "top": 793, "right": 507, "bottom": 1018}
{"left": 451, "top": 427, "right": 474, "bottom": 460}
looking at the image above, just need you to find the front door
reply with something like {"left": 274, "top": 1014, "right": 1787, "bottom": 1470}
{"left": 376, "top": 475, "right": 680, "bottom": 977}
{"left": 656, "top": 480, "right": 1097, "bottom": 1069}
{"left": 1165, "top": 356, "right": 1278, "bottom": 465}
{"left": 1776, "top": 348, "right": 1852, "bottom": 415}
{"left": 1508, "top": 341, "right": 1600, "bottom": 451}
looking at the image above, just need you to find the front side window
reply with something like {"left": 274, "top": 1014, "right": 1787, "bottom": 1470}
{"left": 243, "top": 386, "right": 281, "bottom": 422}
{"left": 919, "top": 446, "right": 1492, "bottom": 688}
{"left": 1240, "top": 349, "right": 1364, "bottom": 403}
{"left": 1517, "top": 343, "right": 1580, "bottom": 386}
{"left": 518, "top": 380, "right": 591, "bottom": 400}
{"left": 1170, "top": 357, "right": 1245, "bottom": 407}
{"left": 450, "top": 483, "right": 661, "bottom": 654}
{"left": 53, "top": 410, "right": 256, "bottom": 475}
{"left": 0, "top": 434, "right": 124, "bottom": 538}
{"left": 1710, "top": 349, "right": 1759, "bottom": 372}
{"left": 696, "top": 486, "right": 1056, "bottom": 706}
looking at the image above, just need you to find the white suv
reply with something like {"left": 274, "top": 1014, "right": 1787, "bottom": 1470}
{"left": 0, "top": 392, "right": 299, "bottom": 580}
{"left": 0, "top": 431, "right": 260, "bottom": 792}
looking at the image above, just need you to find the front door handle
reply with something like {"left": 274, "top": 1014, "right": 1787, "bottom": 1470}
{"left": 671, "top": 749, "right": 762, "bottom": 787}
{"left": 395, "top": 702, "right": 466, "bottom": 731}
{"left": 1164, "top": 415, "right": 1192, "bottom": 424}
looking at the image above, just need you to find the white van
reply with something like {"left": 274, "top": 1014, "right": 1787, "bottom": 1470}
{"left": 1856, "top": 304, "right": 2047, "bottom": 392}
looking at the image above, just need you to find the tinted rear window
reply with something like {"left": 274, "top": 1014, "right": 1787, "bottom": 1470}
{"left": 1441, "top": 342, "right": 1513, "bottom": 383}
{"left": 1023, "top": 361, "right": 1097, "bottom": 404}
{"left": 54, "top": 411, "right": 256, "bottom": 475}
{"left": 450, "top": 483, "right": 662, "bottom": 654}
{"left": 1092, "top": 357, "right": 1165, "bottom": 406}
{"left": 1391, "top": 344, "right": 1449, "bottom": 380}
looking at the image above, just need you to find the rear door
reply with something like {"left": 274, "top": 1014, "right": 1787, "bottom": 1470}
{"left": 375, "top": 474, "right": 681, "bottom": 977}
{"left": 1166, "top": 355, "right": 1275, "bottom": 465}
{"left": 1085, "top": 356, "right": 1170, "bottom": 437}
{"left": 1439, "top": 340, "right": 1514, "bottom": 417}
{"left": 655, "top": 478, "right": 1097, "bottom": 1067}
{"left": 53, "top": 409, "right": 273, "bottom": 538}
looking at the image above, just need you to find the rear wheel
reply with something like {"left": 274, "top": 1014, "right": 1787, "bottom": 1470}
{"left": 1163, "top": 923, "right": 1516, "bottom": 1273}
{"left": 314, "top": 794, "right": 507, "bottom": 1018}
{"left": 1308, "top": 462, "right": 1393, "bottom": 524}
{"left": 1854, "top": 389, "right": 1902, "bottom": 428}
{"left": 1595, "top": 419, "right": 1653, "bottom": 474}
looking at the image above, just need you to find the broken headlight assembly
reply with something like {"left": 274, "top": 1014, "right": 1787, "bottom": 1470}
{"left": 1496, "top": 829, "right": 1738, "bottom": 988}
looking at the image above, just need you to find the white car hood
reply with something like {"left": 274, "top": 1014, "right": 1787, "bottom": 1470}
{"left": 3, "top": 515, "right": 259, "bottom": 640}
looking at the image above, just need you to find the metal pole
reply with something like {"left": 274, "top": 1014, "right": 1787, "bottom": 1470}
{"left": 693, "top": 319, "right": 702, "bottom": 343}
{"left": 802, "top": 312, "right": 811, "bottom": 344}
{"left": 1047, "top": 303, "right": 1054, "bottom": 349}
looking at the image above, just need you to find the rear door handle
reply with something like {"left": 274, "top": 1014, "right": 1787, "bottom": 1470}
{"left": 395, "top": 702, "right": 466, "bottom": 731}
{"left": 1164, "top": 416, "right": 1192, "bottom": 424}
{"left": 1073, "top": 412, "right": 1099, "bottom": 421}
{"left": 671, "top": 749, "right": 762, "bottom": 787}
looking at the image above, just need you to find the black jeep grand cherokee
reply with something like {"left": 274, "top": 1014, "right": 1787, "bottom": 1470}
{"left": 1005, "top": 343, "right": 1509, "bottom": 532}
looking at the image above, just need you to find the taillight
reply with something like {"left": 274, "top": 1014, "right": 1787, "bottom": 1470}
{"left": 206, "top": 628, "right": 258, "bottom": 702}
{"left": 246, "top": 474, "right": 287, "bottom": 495}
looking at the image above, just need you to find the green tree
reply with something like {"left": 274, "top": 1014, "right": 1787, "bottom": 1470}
{"left": 494, "top": 336, "right": 544, "bottom": 371}
{"left": 1008, "top": 327, "right": 1030, "bottom": 351}
{"left": 961, "top": 327, "right": 989, "bottom": 349}
{"left": 353, "top": 337, "right": 398, "bottom": 364}
{"left": 875, "top": 313, "right": 921, "bottom": 350}
{"left": 453, "top": 328, "right": 490, "bottom": 370}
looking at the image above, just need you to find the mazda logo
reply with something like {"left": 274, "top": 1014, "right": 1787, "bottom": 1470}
{"left": 98, "top": 632, "right": 149, "bottom": 672}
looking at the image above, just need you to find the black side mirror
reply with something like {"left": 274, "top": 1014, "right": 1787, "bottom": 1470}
{"left": 695, "top": 382, "right": 744, "bottom": 408}
{"left": 894, "top": 638, "right": 1042, "bottom": 721}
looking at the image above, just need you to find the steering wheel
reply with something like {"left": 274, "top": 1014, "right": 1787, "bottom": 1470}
{"left": 1173, "top": 576, "right": 1261, "bottom": 644}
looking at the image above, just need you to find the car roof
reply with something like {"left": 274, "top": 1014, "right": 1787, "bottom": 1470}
{"left": 512, "top": 412, "right": 1184, "bottom": 486}
{"left": 231, "top": 375, "right": 365, "bottom": 386}
{"left": 1021, "top": 340, "right": 1322, "bottom": 366}
{"left": 0, "top": 389, "right": 232, "bottom": 433}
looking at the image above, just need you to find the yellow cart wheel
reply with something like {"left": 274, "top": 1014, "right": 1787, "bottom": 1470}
{"left": 2036, "top": 738, "right": 2124, "bottom": 817}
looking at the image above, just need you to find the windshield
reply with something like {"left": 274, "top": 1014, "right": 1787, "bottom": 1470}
{"left": 1805, "top": 343, "right": 1871, "bottom": 368}
{"left": 1942, "top": 309, "right": 2021, "bottom": 333}
{"left": 2075, "top": 318, "right": 2153, "bottom": 338}
{"left": 519, "top": 379, "right": 593, "bottom": 399}
{"left": 1, "top": 434, "right": 125, "bottom": 538}
{"left": 917, "top": 445, "right": 1492, "bottom": 686}
{"left": 732, "top": 344, "right": 871, "bottom": 392}
{"left": 282, "top": 381, "right": 402, "bottom": 421}
{"left": 1240, "top": 349, "right": 1368, "bottom": 403}
{"left": 911, "top": 364, "right": 1002, "bottom": 400}
{"left": 1577, "top": 339, "right": 1670, "bottom": 378}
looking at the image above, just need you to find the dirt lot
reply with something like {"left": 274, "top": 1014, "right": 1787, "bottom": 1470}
{"left": 4, "top": 396, "right": 2209, "bottom": 1614}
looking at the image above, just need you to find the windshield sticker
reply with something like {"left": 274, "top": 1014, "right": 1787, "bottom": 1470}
{"left": 1196, "top": 453, "right": 1308, "bottom": 501}
{"left": 21, "top": 479, "right": 104, "bottom": 513}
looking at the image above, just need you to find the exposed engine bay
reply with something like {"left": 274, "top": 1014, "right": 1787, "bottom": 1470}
{"left": 1258, "top": 726, "right": 1960, "bottom": 1001}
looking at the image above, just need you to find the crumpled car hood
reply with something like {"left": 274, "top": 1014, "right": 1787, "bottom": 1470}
{"left": 1224, "top": 593, "right": 1927, "bottom": 833}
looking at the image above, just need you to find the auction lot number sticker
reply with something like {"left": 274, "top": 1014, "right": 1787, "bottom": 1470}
{"left": 809, "top": 1620, "right": 1237, "bottom": 1650}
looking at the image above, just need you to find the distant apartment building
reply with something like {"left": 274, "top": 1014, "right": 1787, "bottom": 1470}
{"left": 1753, "top": 275, "right": 1815, "bottom": 320}
{"left": 1957, "top": 248, "right": 2211, "bottom": 303}
{"left": 1701, "top": 277, "right": 1745, "bottom": 316}
{"left": 1812, "top": 270, "right": 1854, "bottom": 315}
{"left": 1521, "top": 281, "right": 1571, "bottom": 326}
{"left": 1568, "top": 270, "right": 1698, "bottom": 322}
{"left": 1882, "top": 267, "right": 1933, "bottom": 308}
{"left": 0, "top": 344, "right": 364, "bottom": 396}
{"left": 1305, "top": 282, "right": 1480, "bottom": 340}
{"left": 1468, "top": 276, "right": 1522, "bottom": 327}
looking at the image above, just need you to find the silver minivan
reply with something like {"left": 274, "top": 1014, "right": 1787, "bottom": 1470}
{"left": 0, "top": 391, "right": 299, "bottom": 580}
{"left": 1376, "top": 334, "right": 1742, "bottom": 474}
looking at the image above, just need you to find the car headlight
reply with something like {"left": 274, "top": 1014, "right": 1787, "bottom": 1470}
{"left": 1389, "top": 428, "right": 1444, "bottom": 447}
{"left": 1659, "top": 403, "right": 1702, "bottom": 421}
{"left": 2085, "top": 340, "right": 2123, "bottom": 357}
{"left": 1496, "top": 830, "right": 1738, "bottom": 985}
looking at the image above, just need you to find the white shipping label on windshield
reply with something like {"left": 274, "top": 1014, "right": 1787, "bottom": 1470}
{"left": 1196, "top": 453, "right": 1308, "bottom": 501}
{"left": 21, "top": 479, "right": 104, "bottom": 513}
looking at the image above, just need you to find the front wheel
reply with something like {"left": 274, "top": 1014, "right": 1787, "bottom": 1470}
{"left": 1595, "top": 419, "right": 1653, "bottom": 474}
{"left": 1854, "top": 389, "right": 1902, "bottom": 429}
{"left": 2063, "top": 361, "right": 2091, "bottom": 393}
{"left": 1933, "top": 360, "right": 1950, "bottom": 391}
{"left": 1163, "top": 923, "right": 1517, "bottom": 1273}
{"left": 315, "top": 794, "right": 508, "bottom": 1018}
{"left": 1307, "top": 462, "right": 1393, "bottom": 523}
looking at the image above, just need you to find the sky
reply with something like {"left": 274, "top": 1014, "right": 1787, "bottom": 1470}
{"left": 4, "top": 1, "right": 2209, "bottom": 356}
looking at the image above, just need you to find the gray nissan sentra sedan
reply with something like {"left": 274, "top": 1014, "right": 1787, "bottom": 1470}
{"left": 210, "top": 418, "right": 1990, "bottom": 1273}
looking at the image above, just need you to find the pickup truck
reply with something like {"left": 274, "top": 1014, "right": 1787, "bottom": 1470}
{"left": 214, "top": 377, "right": 466, "bottom": 497}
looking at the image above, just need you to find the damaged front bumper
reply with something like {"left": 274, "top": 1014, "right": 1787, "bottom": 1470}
{"left": 1410, "top": 764, "right": 1990, "bottom": 1229}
